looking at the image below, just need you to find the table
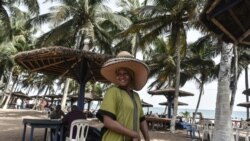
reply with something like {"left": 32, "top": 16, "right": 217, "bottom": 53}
{"left": 22, "top": 118, "right": 63, "bottom": 141}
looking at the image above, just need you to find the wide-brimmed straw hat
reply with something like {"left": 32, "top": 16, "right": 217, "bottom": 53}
{"left": 101, "top": 51, "right": 149, "bottom": 91}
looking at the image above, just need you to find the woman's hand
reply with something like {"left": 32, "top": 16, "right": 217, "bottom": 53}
{"left": 132, "top": 132, "right": 141, "bottom": 141}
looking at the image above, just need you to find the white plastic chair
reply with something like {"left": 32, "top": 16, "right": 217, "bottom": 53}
{"left": 235, "top": 120, "right": 250, "bottom": 141}
{"left": 66, "top": 119, "right": 89, "bottom": 141}
{"left": 199, "top": 120, "right": 214, "bottom": 141}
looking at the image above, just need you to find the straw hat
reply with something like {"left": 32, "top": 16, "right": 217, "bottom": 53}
{"left": 101, "top": 51, "right": 149, "bottom": 90}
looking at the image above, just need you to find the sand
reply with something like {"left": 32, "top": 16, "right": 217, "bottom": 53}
{"left": 0, "top": 109, "right": 197, "bottom": 141}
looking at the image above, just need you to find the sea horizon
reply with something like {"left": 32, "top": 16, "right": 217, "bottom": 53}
{"left": 143, "top": 107, "right": 247, "bottom": 120}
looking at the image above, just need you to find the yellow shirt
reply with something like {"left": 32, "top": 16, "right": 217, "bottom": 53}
{"left": 97, "top": 86, "right": 145, "bottom": 141}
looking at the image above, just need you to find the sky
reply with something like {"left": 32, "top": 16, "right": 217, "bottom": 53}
{"left": 137, "top": 29, "right": 250, "bottom": 111}
{"left": 32, "top": 0, "right": 250, "bottom": 112}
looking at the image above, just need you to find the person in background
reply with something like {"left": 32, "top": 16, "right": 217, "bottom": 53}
{"left": 62, "top": 105, "right": 86, "bottom": 140}
{"left": 49, "top": 105, "right": 65, "bottom": 119}
{"left": 16, "top": 98, "right": 22, "bottom": 109}
{"left": 96, "top": 51, "right": 150, "bottom": 141}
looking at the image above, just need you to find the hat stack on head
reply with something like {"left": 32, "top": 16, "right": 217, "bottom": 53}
{"left": 101, "top": 51, "right": 149, "bottom": 91}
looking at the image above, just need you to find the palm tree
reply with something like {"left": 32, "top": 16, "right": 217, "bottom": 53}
{"left": 212, "top": 43, "right": 234, "bottom": 141}
{"left": 0, "top": 0, "right": 39, "bottom": 42}
{"left": 0, "top": 7, "right": 36, "bottom": 108}
{"left": 184, "top": 35, "right": 219, "bottom": 122}
{"left": 122, "top": 0, "right": 197, "bottom": 132}
{"left": 28, "top": 0, "right": 133, "bottom": 110}
{"left": 113, "top": 0, "right": 149, "bottom": 56}
{"left": 31, "top": 0, "right": 130, "bottom": 53}
{"left": 146, "top": 37, "right": 189, "bottom": 89}
{"left": 230, "top": 46, "right": 250, "bottom": 110}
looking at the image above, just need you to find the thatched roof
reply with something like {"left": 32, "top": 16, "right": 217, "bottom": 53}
{"left": 14, "top": 46, "right": 113, "bottom": 83}
{"left": 243, "top": 89, "right": 250, "bottom": 95}
{"left": 11, "top": 92, "right": 31, "bottom": 100}
{"left": 141, "top": 100, "right": 153, "bottom": 107}
{"left": 200, "top": 0, "right": 250, "bottom": 47}
{"left": 68, "top": 92, "right": 103, "bottom": 102}
{"left": 148, "top": 88, "right": 194, "bottom": 97}
{"left": 159, "top": 101, "right": 188, "bottom": 106}
{"left": 44, "top": 94, "right": 63, "bottom": 99}
{"left": 237, "top": 102, "right": 250, "bottom": 108}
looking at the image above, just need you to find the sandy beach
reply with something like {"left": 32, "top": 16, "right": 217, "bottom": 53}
{"left": 0, "top": 109, "right": 199, "bottom": 141}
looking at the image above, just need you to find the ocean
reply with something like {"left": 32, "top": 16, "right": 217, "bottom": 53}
{"left": 144, "top": 107, "right": 247, "bottom": 120}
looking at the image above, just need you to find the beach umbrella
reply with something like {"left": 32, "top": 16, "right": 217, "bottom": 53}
{"left": 14, "top": 46, "right": 112, "bottom": 111}
{"left": 9, "top": 92, "right": 31, "bottom": 108}
{"left": 243, "top": 89, "right": 250, "bottom": 95}
{"left": 148, "top": 88, "right": 194, "bottom": 118}
{"left": 11, "top": 92, "right": 31, "bottom": 100}
{"left": 159, "top": 101, "right": 188, "bottom": 116}
{"left": 200, "top": 0, "right": 250, "bottom": 47}
{"left": 68, "top": 92, "right": 103, "bottom": 111}
{"left": 141, "top": 100, "right": 153, "bottom": 113}
{"left": 159, "top": 101, "right": 188, "bottom": 106}
{"left": 30, "top": 95, "right": 44, "bottom": 99}
{"left": 241, "top": 89, "right": 250, "bottom": 118}
{"left": 84, "top": 92, "right": 103, "bottom": 112}
{"left": 141, "top": 100, "right": 153, "bottom": 107}
{"left": 237, "top": 102, "right": 250, "bottom": 108}
{"left": 44, "top": 94, "right": 63, "bottom": 105}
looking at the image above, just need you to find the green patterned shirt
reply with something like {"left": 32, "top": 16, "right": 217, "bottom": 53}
{"left": 96, "top": 86, "right": 145, "bottom": 141}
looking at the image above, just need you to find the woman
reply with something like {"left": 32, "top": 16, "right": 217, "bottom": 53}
{"left": 97, "top": 51, "right": 150, "bottom": 141}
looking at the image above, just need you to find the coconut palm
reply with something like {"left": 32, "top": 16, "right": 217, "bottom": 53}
{"left": 212, "top": 43, "right": 234, "bottom": 141}
{"left": 146, "top": 37, "right": 191, "bottom": 89}
{"left": 184, "top": 35, "right": 219, "bottom": 122}
{"left": 0, "top": 7, "right": 37, "bottom": 108}
{"left": 0, "top": 0, "right": 39, "bottom": 42}
{"left": 113, "top": 0, "right": 148, "bottom": 56}
{"left": 121, "top": 0, "right": 197, "bottom": 132}
{"left": 28, "top": 0, "right": 132, "bottom": 110}
{"left": 31, "top": 0, "right": 131, "bottom": 53}
{"left": 230, "top": 46, "right": 250, "bottom": 111}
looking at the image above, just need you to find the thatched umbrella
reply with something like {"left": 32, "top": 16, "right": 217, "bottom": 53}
{"left": 241, "top": 89, "right": 250, "bottom": 118}
{"left": 84, "top": 92, "right": 103, "bottom": 112}
{"left": 8, "top": 92, "right": 31, "bottom": 108}
{"left": 159, "top": 101, "right": 188, "bottom": 116}
{"left": 14, "top": 46, "right": 112, "bottom": 111}
{"left": 237, "top": 102, "right": 250, "bottom": 108}
{"left": 68, "top": 92, "right": 103, "bottom": 111}
{"left": 141, "top": 100, "right": 153, "bottom": 107}
{"left": 148, "top": 88, "right": 194, "bottom": 118}
{"left": 11, "top": 92, "right": 31, "bottom": 100}
{"left": 243, "top": 89, "right": 250, "bottom": 95}
{"left": 159, "top": 101, "right": 188, "bottom": 106}
{"left": 141, "top": 100, "right": 153, "bottom": 114}
{"left": 44, "top": 94, "right": 63, "bottom": 105}
{"left": 200, "top": 0, "right": 250, "bottom": 47}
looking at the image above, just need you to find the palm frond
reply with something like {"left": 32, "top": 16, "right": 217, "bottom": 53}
{"left": 35, "top": 19, "right": 75, "bottom": 47}
{"left": 18, "top": 0, "right": 40, "bottom": 15}
{"left": 0, "top": 5, "right": 12, "bottom": 41}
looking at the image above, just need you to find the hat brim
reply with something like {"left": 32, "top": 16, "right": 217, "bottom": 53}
{"left": 101, "top": 58, "right": 149, "bottom": 91}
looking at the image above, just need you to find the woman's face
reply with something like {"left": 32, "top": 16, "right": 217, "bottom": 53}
{"left": 116, "top": 68, "right": 132, "bottom": 88}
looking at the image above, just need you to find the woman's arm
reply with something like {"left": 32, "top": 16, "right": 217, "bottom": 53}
{"left": 103, "top": 115, "right": 140, "bottom": 139}
{"left": 140, "top": 120, "right": 150, "bottom": 141}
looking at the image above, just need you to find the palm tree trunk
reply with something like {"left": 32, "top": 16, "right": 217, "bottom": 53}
{"left": 245, "top": 67, "right": 249, "bottom": 119}
{"left": 2, "top": 68, "right": 16, "bottom": 109}
{"left": 193, "top": 83, "right": 204, "bottom": 123}
{"left": 61, "top": 78, "right": 70, "bottom": 111}
{"left": 0, "top": 68, "right": 14, "bottom": 106}
{"left": 230, "top": 45, "right": 238, "bottom": 111}
{"left": 32, "top": 90, "right": 43, "bottom": 110}
{"left": 212, "top": 44, "right": 233, "bottom": 141}
{"left": 170, "top": 30, "right": 181, "bottom": 133}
